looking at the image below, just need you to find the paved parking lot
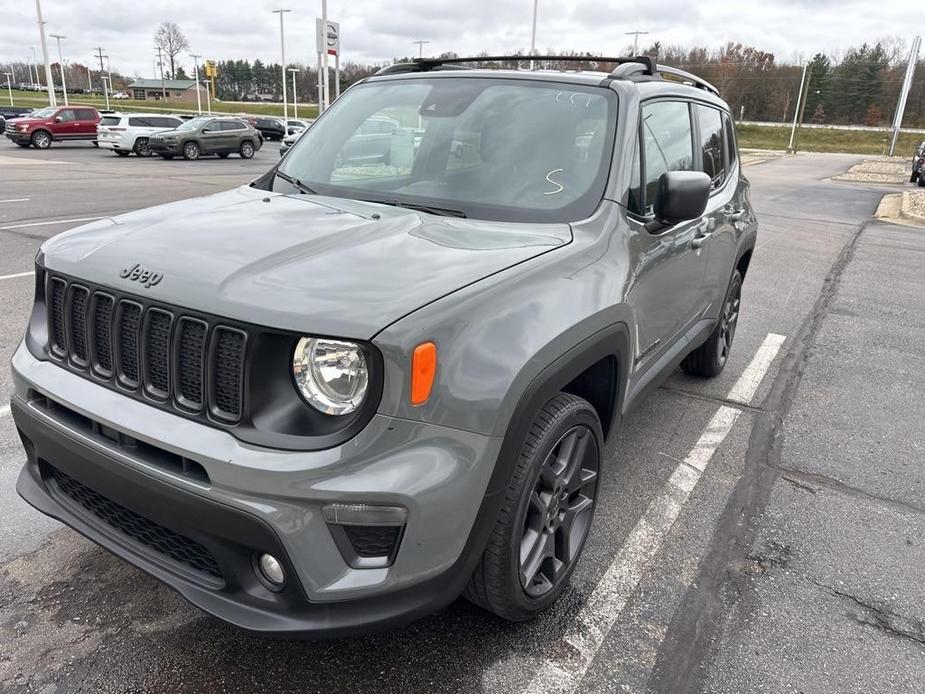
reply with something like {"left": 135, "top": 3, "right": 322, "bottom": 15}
{"left": 1, "top": 142, "right": 923, "bottom": 693}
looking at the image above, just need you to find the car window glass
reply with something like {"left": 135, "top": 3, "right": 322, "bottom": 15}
{"left": 128, "top": 117, "right": 149, "bottom": 127}
{"left": 79, "top": 109, "right": 97, "bottom": 121}
{"left": 724, "top": 114, "right": 737, "bottom": 166}
{"left": 222, "top": 121, "right": 244, "bottom": 131}
{"left": 696, "top": 105, "right": 726, "bottom": 190}
{"left": 627, "top": 133, "right": 643, "bottom": 215}
{"left": 57, "top": 110, "right": 76, "bottom": 122}
{"left": 641, "top": 101, "right": 693, "bottom": 212}
{"left": 100, "top": 116, "right": 121, "bottom": 127}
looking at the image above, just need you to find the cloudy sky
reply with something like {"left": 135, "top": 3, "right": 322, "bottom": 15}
{"left": 2, "top": 0, "right": 919, "bottom": 77}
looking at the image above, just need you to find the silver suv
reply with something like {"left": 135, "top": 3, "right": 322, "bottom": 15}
{"left": 11, "top": 56, "right": 756, "bottom": 637}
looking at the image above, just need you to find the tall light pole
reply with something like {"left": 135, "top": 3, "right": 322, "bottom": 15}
{"left": 889, "top": 35, "right": 921, "bottom": 156}
{"left": 412, "top": 40, "right": 430, "bottom": 58}
{"left": 4, "top": 73, "right": 13, "bottom": 106}
{"left": 272, "top": 9, "right": 291, "bottom": 120}
{"left": 85, "top": 62, "right": 91, "bottom": 91}
{"left": 26, "top": 57, "right": 35, "bottom": 86}
{"left": 49, "top": 33, "right": 67, "bottom": 106}
{"left": 9, "top": 64, "right": 17, "bottom": 84}
{"left": 529, "top": 0, "right": 538, "bottom": 70}
{"left": 31, "top": 47, "right": 41, "bottom": 86}
{"left": 321, "top": 0, "right": 330, "bottom": 112}
{"left": 101, "top": 75, "right": 110, "bottom": 110}
{"left": 35, "top": 0, "right": 56, "bottom": 105}
{"left": 105, "top": 54, "right": 112, "bottom": 93}
{"left": 625, "top": 30, "right": 649, "bottom": 55}
{"left": 190, "top": 53, "right": 203, "bottom": 115}
{"left": 288, "top": 67, "right": 299, "bottom": 119}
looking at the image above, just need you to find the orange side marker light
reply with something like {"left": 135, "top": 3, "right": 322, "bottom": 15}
{"left": 411, "top": 342, "right": 437, "bottom": 406}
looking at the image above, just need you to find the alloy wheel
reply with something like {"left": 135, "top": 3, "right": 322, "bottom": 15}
{"left": 183, "top": 142, "right": 200, "bottom": 160}
{"left": 240, "top": 142, "right": 254, "bottom": 159}
{"left": 716, "top": 281, "right": 741, "bottom": 365}
{"left": 32, "top": 131, "right": 51, "bottom": 149}
{"left": 520, "top": 424, "right": 599, "bottom": 598}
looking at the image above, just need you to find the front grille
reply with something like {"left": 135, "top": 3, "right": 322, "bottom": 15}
{"left": 51, "top": 466, "right": 222, "bottom": 580}
{"left": 46, "top": 275, "right": 247, "bottom": 424}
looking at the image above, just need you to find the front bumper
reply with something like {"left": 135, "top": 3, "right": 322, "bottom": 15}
{"left": 10, "top": 342, "right": 503, "bottom": 636}
{"left": 149, "top": 140, "right": 179, "bottom": 153}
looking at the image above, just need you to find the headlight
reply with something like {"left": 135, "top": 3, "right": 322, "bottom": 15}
{"left": 18, "top": 124, "right": 29, "bottom": 132}
{"left": 292, "top": 337, "right": 368, "bottom": 415}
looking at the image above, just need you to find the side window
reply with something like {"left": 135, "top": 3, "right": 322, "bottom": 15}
{"left": 627, "top": 132, "right": 642, "bottom": 215}
{"left": 56, "top": 109, "right": 75, "bottom": 122}
{"left": 724, "top": 114, "right": 737, "bottom": 168}
{"left": 695, "top": 105, "right": 726, "bottom": 190}
{"left": 640, "top": 101, "right": 694, "bottom": 212}
{"left": 222, "top": 121, "right": 244, "bottom": 131}
{"left": 78, "top": 109, "right": 97, "bottom": 121}
{"left": 128, "top": 117, "right": 149, "bottom": 127}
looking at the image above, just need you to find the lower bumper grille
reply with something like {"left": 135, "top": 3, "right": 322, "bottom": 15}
{"left": 51, "top": 466, "right": 223, "bottom": 581}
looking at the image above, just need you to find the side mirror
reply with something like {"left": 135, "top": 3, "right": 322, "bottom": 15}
{"left": 202, "top": 128, "right": 212, "bottom": 133}
{"left": 54, "top": 116, "right": 63, "bottom": 123}
{"left": 651, "top": 171, "right": 711, "bottom": 228}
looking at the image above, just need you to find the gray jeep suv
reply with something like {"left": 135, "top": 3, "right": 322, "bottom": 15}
{"left": 11, "top": 56, "right": 756, "bottom": 637}
{"left": 148, "top": 116, "right": 261, "bottom": 160}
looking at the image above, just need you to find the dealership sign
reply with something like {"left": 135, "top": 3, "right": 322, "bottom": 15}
{"left": 316, "top": 19, "right": 340, "bottom": 56}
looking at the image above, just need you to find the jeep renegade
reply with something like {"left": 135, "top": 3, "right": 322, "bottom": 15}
{"left": 11, "top": 56, "right": 756, "bottom": 637}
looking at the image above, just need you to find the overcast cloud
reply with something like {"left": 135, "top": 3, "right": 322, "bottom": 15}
{"left": 2, "top": 0, "right": 919, "bottom": 77}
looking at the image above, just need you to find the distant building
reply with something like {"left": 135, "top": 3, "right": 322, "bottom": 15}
{"left": 127, "top": 79, "right": 207, "bottom": 102}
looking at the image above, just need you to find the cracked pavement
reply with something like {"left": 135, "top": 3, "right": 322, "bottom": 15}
{"left": 1, "top": 146, "right": 923, "bottom": 693}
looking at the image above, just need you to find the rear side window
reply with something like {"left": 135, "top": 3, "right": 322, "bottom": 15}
{"left": 56, "top": 110, "right": 76, "bottom": 122}
{"left": 99, "top": 116, "right": 122, "bottom": 127}
{"left": 75, "top": 109, "right": 97, "bottom": 121}
{"left": 128, "top": 117, "right": 151, "bottom": 127}
{"left": 695, "top": 105, "right": 726, "bottom": 189}
{"left": 640, "top": 101, "right": 694, "bottom": 212}
{"left": 221, "top": 120, "right": 245, "bottom": 131}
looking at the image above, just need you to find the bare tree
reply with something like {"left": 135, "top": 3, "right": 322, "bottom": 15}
{"left": 154, "top": 22, "right": 189, "bottom": 79}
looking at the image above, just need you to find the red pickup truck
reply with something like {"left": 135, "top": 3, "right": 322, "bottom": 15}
{"left": 4, "top": 105, "right": 101, "bottom": 149}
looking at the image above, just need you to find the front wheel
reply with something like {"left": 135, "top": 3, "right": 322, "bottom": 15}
{"left": 682, "top": 269, "right": 743, "bottom": 377}
{"left": 182, "top": 141, "right": 200, "bottom": 161}
{"left": 239, "top": 141, "right": 255, "bottom": 159}
{"left": 31, "top": 130, "right": 51, "bottom": 149}
{"left": 465, "top": 393, "right": 602, "bottom": 621}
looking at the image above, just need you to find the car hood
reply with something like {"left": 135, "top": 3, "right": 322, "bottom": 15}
{"left": 41, "top": 186, "right": 571, "bottom": 339}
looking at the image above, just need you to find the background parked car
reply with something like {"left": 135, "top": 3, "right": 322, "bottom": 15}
{"left": 97, "top": 113, "right": 184, "bottom": 157}
{"left": 4, "top": 106, "right": 100, "bottom": 149}
{"left": 910, "top": 141, "right": 925, "bottom": 185}
{"left": 0, "top": 105, "right": 33, "bottom": 132}
{"left": 253, "top": 116, "right": 286, "bottom": 141}
{"left": 279, "top": 129, "right": 305, "bottom": 156}
{"left": 112, "top": 92, "right": 130, "bottom": 100}
{"left": 148, "top": 116, "right": 262, "bottom": 160}
{"left": 286, "top": 118, "right": 313, "bottom": 135}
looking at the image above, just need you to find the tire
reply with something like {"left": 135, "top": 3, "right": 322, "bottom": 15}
{"left": 464, "top": 393, "right": 602, "bottom": 621}
{"left": 115, "top": 150, "right": 130, "bottom": 157}
{"left": 133, "top": 138, "right": 152, "bottom": 157}
{"left": 182, "top": 141, "right": 200, "bottom": 161}
{"left": 911, "top": 171, "right": 918, "bottom": 183}
{"left": 918, "top": 176, "right": 925, "bottom": 188}
{"left": 30, "top": 130, "right": 51, "bottom": 149}
{"left": 681, "top": 269, "right": 743, "bottom": 377}
{"left": 217, "top": 153, "right": 230, "bottom": 159}
{"left": 239, "top": 140, "right": 255, "bottom": 159}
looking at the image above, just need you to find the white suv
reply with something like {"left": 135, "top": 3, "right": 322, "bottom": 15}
{"left": 97, "top": 113, "right": 184, "bottom": 157}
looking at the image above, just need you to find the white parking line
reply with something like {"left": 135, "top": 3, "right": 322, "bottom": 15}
{"left": 0, "top": 198, "right": 30, "bottom": 203}
{"left": 726, "top": 333, "right": 787, "bottom": 404}
{"left": 0, "top": 270, "right": 35, "bottom": 282}
{"left": 0, "top": 215, "right": 107, "bottom": 230}
{"left": 524, "top": 331, "right": 786, "bottom": 694}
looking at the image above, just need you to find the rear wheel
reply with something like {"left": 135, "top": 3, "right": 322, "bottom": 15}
{"left": 465, "top": 393, "right": 602, "bottom": 621}
{"left": 133, "top": 138, "right": 152, "bottom": 157}
{"left": 239, "top": 141, "right": 255, "bottom": 159}
{"left": 682, "top": 269, "right": 742, "bottom": 377}
{"left": 30, "top": 130, "right": 51, "bottom": 149}
{"left": 182, "top": 142, "right": 200, "bottom": 161}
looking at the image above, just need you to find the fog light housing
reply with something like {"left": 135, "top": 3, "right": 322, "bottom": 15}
{"left": 256, "top": 553, "right": 285, "bottom": 587}
{"left": 323, "top": 503, "right": 408, "bottom": 569}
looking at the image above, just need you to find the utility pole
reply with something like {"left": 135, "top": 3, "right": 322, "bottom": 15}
{"left": 413, "top": 40, "right": 430, "bottom": 59}
{"left": 101, "top": 75, "right": 110, "bottom": 109}
{"left": 85, "top": 62, "right": 91, "bottom": 91}
{"left": 625, "top": 30, "right": 649, "bottom": 55}
{"left": 272, "top": 9, "right": 291, "bottom": 120}
{"left": 35, "top": 0, "right": 56, "bottom": 106}
{"left": 288, "top": 67, "right": 299, "bottom": 119}
{"left": 32, "top": 47, "right": 41, "bottom": 86}
{"left": 889, "top": 35, "right": 921, "bottom": 156}
{"left": 787, "top": 62, "right": 809, "bottom": 153}
{"left": 791, "top": 63, "right": 813, "bottom": 153}
{"left": 190, "top": 54, "right": 203, "bottom": 115}
{"left": 529, "top": 0, "right": 538, "bottom": 70}
{"left": 9, "top": 64, "right": 16, "bottom": 83}
{"left": 94, "top": 46, "right": 106, "bottom": 101}
{"left": 49, "top": 33, "right": 67, "bottom": 106}
{"left": 154, "top": 45, "right": 166, "bottom": 99}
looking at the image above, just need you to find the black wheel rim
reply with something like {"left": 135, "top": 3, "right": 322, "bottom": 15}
{"left": 716, "top": 281, "right": 741, "bottom": 365}
{"left": 137, "top": 139, "right": 150, "bottom": 156}
{"left": 520, "top": 424, "right": 599, "bottom": 597}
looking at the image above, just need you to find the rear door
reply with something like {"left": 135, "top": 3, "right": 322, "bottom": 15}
{"left": 218, "top": 119, "right": 247, "bottom": 151}
{"left": 627, "top": 99, "right": 711, "bottom": 370}
{"left": 74, "top": 109, "right": 99, "bottom": 137}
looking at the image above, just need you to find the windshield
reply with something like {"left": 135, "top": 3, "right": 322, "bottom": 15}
{"left": 276, "top": 77, "right": 616, "bottom": 223}
{"left": 30, "top": 107, "right": 57, "bottom": 119}
{"left": 177, "top": 118, "right": 209, "bottom": 131}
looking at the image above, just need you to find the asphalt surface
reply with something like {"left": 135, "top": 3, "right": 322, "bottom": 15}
{"left": 1, "top": 142, "right": 922, "bottom": 693}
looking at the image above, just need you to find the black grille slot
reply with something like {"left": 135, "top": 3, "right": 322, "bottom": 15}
{"left": 343, "top": 525, "right": 402, "bottom": 558}
{"left": 92, "top": 294, "right": 114, "bottom": 376}
{"left": 68, "top": 285, "right": 90, "bottom": 365}
{"left": 176, "top": 318, "right": 207, "bottom": 409}
{"left": 48, "top": 278, "right": 67, "bottom": 357}
{"left": 210, "top": 327, "right": 246, "bottom": 422}
{"left": 143, "top": 309, "right": 173, "bottom": 399}
{"left": 117, "top": 301, "right": 142, "bottom": 386}
{"left": 51, "top": 466, "right": 222, "bottom": 581}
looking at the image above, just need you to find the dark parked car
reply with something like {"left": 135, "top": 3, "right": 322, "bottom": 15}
{"left": 4, "top": 106, "right": 100, "bottom": 149}
{"left": 254, "top": 117, "right": 286, "bottom": 141}
{"left": 148, "top": 116, "right": 262, "bottom": 160}
{"left": 910, "top": 141, "right": 925, "bottom": 185}
{"left": 12, "top": 56, "right": 756, "bottom": 637}
{"left": 0, "top": 105, "right": 33, "bottom": 131}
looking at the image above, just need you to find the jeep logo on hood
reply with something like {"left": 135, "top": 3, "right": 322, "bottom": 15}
{"left": 119, "top": 263, "right": 163, "bottom": 288}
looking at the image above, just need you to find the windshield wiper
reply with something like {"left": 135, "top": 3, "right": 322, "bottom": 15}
{"left": 275, "top": 170, "right": 317, "bottom": 195}
{"left": 368, "top": 199, "right": 467, "bottom": 218}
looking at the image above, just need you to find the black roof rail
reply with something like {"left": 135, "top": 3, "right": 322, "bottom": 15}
{"left": 655, "top": 65, "right": 719, "bottom": 96}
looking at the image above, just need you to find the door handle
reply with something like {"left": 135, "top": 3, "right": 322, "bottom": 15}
{"left": 729, "top": 209, "right": 747, "bottom": 222}
{"left": 691, "top": 233, "right": 712, "bottom": 250}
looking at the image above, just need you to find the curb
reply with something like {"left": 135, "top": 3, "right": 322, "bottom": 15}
{"left": 899, "top": 191, "right": 925, "bottom": 226}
